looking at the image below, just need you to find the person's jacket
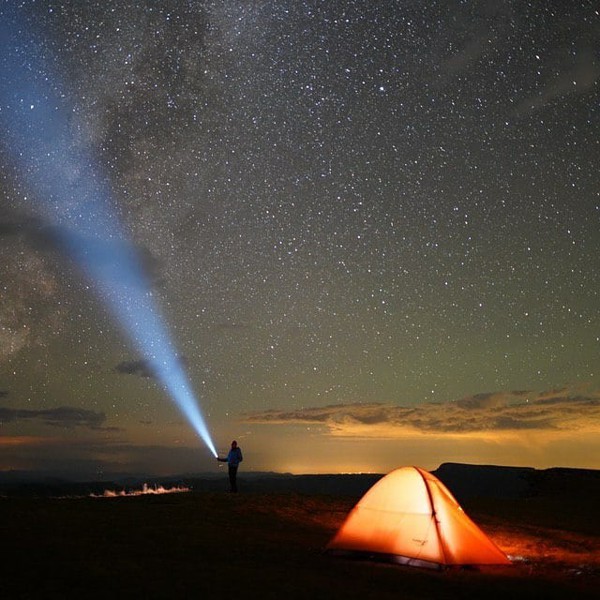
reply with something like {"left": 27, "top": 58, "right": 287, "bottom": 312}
{"left": 227, "top": 447, "right": 243, "bottom": 467}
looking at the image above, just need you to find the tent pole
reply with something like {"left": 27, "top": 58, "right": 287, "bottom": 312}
{"left": 417, "top": 467, "right": 449, "bottom": 566}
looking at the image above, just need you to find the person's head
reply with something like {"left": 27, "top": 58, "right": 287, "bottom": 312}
{"left": 231, "top": 440, "right": 237, "bottom": 448}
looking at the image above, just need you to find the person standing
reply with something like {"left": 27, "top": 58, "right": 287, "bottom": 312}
{"left": 217, "top": 440, "right": 243, "bottom": 492}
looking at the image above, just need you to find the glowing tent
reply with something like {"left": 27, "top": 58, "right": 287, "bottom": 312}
{"left": 327, "top": 466, "right": 510, "bottom": 569}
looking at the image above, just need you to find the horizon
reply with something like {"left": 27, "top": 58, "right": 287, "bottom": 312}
{"left": 2, "top": 459, "right": 598, "bottom": 486}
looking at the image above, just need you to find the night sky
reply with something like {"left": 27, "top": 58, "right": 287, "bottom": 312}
{"left": 1, "top": 1, "right": 599, "bottom": 479}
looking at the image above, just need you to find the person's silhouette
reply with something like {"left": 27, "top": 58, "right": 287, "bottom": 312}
{"left": 217, "top": 440, "right": 243, "bottom": 492}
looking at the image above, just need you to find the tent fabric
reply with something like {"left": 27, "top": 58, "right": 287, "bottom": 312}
{"left": 326, "top": 466, "right": 510, "bottom": 568}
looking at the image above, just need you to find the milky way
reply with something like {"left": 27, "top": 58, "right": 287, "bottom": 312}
{"left": 1, "top": 1, "right": 599, "bottom": 476}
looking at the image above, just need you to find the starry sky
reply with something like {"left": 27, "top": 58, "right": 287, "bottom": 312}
{"left": 1, "top": 1, "right": 599, "bottom": 479}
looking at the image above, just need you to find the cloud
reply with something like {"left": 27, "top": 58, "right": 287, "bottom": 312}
{"left": 0, "top": 216, "right": 60, "bottom": 251}
{"left": 114, "top": 355, "right": 188, "bottom": 379}
{"left": 243, "top": 387, "right": 600, "bottom": 438}
{"left": 0, "top": 214, "right": 165, "bottom": 281}
{"left": 0, "top": 211, "right": 166, "bottom": 364}
{"left": 0, "top": 215, "right": 66, "bottom": 361}
{"left": 0, "top": 435, "right": 61, "bottom": 448}
{"left": 0, "top": 406, "right": 112, "bottom": 430}
{"left": 114, "top": 359, "right": 156, "bottom": 379}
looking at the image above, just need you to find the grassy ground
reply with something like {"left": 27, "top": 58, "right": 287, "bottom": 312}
{"left": 1, "top": 491, "right": 598, "bottom": 599}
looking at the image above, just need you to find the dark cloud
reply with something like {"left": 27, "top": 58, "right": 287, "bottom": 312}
{"left": 0, "top": 213, "right": 164, "bottom": 287}
{"left": 114, "top": 355, "right": 189, "bottom": 379}
{"left": 0, "top": 406, "right": 109, "bottom": 430}
{"left": 0, "top": 219, "right": 30, "bottom": 237}
{"left": 0, "top": 216, "right": 60, "bottom": 252}
{"left": 0, "top": 219, "right": 65, "bottom": 361}
{"left": 114, "top": 359, "right": 156, "bottom": 379}
{"left": 0, "top": 214, "right": 164, "bottom": 363}
{"left": 26, "top": 221, "right": 165, "bottom": 288}
{"left": 136, "top": 246, "right": 166, "bottom": 288}
{"left": 244, "top": 387, "right": 600, "bottom": 436}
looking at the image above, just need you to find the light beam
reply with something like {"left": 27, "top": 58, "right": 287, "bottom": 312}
{"left": 0, "top": 6, "right": 218, "bottom": 458}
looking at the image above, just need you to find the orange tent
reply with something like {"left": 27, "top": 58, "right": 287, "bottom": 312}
{"left": 327, "top": 466, "right": 510, "bottom": 568}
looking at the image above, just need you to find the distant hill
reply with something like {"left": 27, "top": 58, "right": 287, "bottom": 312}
{"left": 433, "top": 463, "right": 534, "bottom": 500}
{"left": 433, "top": 462, "right": 600, "bottom": 502}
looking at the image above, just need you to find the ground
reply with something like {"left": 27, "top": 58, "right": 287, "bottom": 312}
{"left": 1, "top": 487, "right": 598, "bottom": 599}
